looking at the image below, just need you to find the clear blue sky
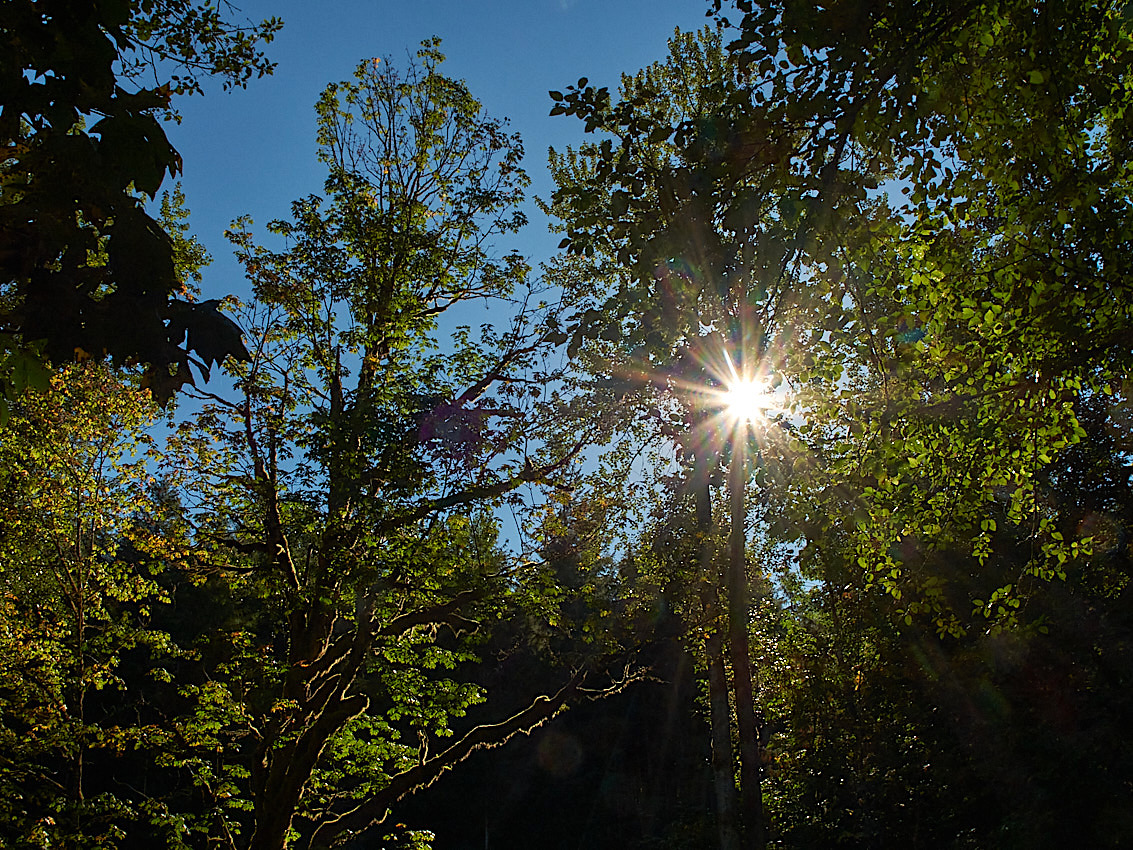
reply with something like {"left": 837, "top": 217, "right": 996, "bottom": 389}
{"left": 165, "top": 0, "right": 713, "bottom": 298}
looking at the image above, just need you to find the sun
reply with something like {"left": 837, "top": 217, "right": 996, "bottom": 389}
{"left": 722, "top": 377, "right": 773, "bottom": 424}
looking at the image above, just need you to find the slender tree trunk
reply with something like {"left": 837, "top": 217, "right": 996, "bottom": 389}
{"left": 705, "top": 623, "right": 742, "bottom": 850}
{"left": 695, "top": 453, "right": 742, "bottom": 850}
{"left": 728, "top": 446, "right": 764, "bottom": 848}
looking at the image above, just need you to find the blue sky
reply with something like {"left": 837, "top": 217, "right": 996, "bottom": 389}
{"left": 165, "top": 0, "right": 712, "bottom": 297}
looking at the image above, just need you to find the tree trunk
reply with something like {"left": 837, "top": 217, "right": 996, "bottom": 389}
{"left": 696, "top": 457, "right": 742, "bottom": 850}
{"left": 728, "top": 446, "right": 764, "bottom": 848}
{"left": 705, "top": 624, "right": 742, "bottom": 850}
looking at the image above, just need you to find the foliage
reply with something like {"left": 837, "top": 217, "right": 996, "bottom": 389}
{"left": 152, "top": 42, "right": 625, "bottom": 850}
{"left": 0, "top": 0, "right": 280, "bottom": 407}
{"left": 0, "top": 36, "right": 636, "bottom": 850}
{"left": 0, "top": 365, "right": 192, "bottom": 846}
{"left": 546, "top": 26, "right": 801, "bottom": 849}
{"left": 759, "top": 394, "right": 1133, "bottom": 848}
{"left": 544, "top": 3, "right": 1133, "bottom": 846}
{"left": 700, "top": 0, "right": 1133, "bottom": 624}
{"left": 4, "top": 4, "right": 1133, "bottom": 849}
{"left": 548, "top": 0, "right": 1133, "bottom": 622}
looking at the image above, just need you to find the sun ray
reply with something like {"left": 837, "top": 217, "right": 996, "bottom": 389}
{"left": 721, "top": 376, "right": 773, "bottom": 424}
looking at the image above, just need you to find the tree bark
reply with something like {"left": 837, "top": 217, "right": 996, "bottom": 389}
{"left": 728, "top": 445, "right": 764, "bottom": 848}
{"left": 695, "top": 453, "right": 742, "bottom": 850}
{"left": 705, "top": 624, "right": 742, "bottom": 850}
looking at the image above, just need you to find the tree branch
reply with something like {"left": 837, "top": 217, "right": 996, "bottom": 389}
{"left": 305, "top": 664, "right": 645, "bottom": 849}
{"left": 373, "top": 588, "right": 483, "bottom": 639}
{"left": 375, "top": 441, "right": 586, "bottom": 534}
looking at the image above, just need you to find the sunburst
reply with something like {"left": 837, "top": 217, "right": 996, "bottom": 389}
{"left": 720, "top": 376, "right": 774, "bottom": 425}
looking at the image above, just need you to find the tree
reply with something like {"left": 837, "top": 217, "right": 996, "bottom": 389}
{"left": 0, "top": 0, "right": 281, "bottom": 406}
{"left": 695, "top": 0, "right": 1133, "bottom": 625}
{"left": 711, "top": 2, "right": 1133, "bottom": 844}
{"left": 752, "top": 388, "right": 1133, "bottom": 849}
{"left": 550, "top": 0, "right": 1133, "bottom": 621}
{"left": 384, "top": 483, "right": 720, "bottom": 850}
{"left": 0, "top": 365, "right": 194, "bottom": 846}
{"left": 544, "top": 26, "right": 800, "bottom": 848}
{"left": 547, "top": 1, "right": 1133, "bottom": 845}
{"left": 158, "top": 42, "right": 636, "bottom": 850}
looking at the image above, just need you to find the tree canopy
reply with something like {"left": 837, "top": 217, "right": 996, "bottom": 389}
{"left": 542, "top": 1, "right": 1133, "bottom": 846}
{"left": 0, "top": 0, "right": 281, "bottom": 406}
{"left": 2, "top": 3, "right": 1133, "bottom": 849}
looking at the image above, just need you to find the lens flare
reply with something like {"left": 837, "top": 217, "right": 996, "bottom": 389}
{"left": 722, "top": 377, "right": 772, "bottom": 424}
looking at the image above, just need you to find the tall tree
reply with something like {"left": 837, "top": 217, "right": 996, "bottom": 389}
{"left": 698, "top": 0, "right": 1133, "bottom": 625}
{"left": 548, "top": 0, "right": 1133, "bottom": 844}
{"left": 162, "top": 42, "right": 635, "bottom": 850}
{"left": 545, "top": 27, "right": 789, "bottom": 848}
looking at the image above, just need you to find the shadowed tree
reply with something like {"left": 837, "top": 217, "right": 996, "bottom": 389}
{"left": 0, "top": 0, "right": 281, "bottom": 407}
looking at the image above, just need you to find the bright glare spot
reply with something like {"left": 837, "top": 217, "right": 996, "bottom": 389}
{"left": 723, "top": 378, "right": 772, "bottom": 424}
